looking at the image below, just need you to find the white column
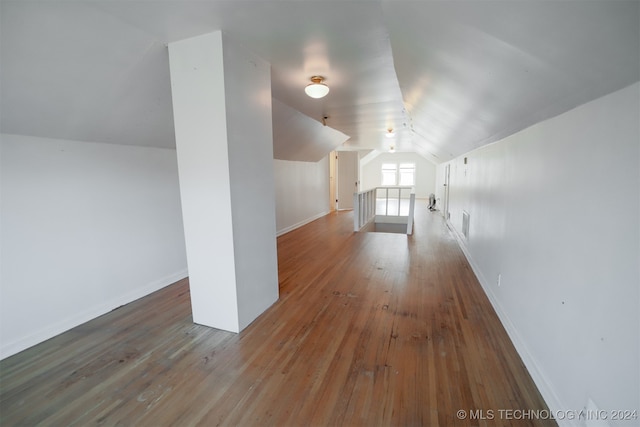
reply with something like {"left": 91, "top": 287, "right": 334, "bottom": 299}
{"left": 168, "top": 31, "right": 279, "bottom": 333}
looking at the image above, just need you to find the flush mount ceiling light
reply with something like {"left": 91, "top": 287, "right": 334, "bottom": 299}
{"left": 388, "top": 144, "right": 396, "bottom": 153}
{"left": 385, "top": 128, "right": 396, "bottom": 138}
{"left": 304, "top": 76, "right": 330, "bottom": 99}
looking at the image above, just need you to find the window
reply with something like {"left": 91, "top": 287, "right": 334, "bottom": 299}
{"left": 381, "top": 163, "right": 397, "bottom": 186}
{"left": 399, "top": 163, "right": 415, "bottom": 186}
{"left": 381, "top": 162, "right": 415, "bottom": 186}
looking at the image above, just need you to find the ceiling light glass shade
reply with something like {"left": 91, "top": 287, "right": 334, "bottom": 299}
{"left": 385, "top": 129, "right": 396, "bottom": 138}
{"left": 305, "top": 76, "right": 330, "bottom": 98}
{"left": 389, "top": 145, "right": 396, "bottom": 153}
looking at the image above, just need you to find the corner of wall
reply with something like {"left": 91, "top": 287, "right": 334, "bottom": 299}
{"left": 1, "top": 268, "right": 188, "bottom": 360}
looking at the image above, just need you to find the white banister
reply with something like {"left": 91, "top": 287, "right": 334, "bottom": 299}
{"left": 354, "top": 186, "right": 416, "bottom": 233}
{"left": 353, "top": 187, "right": 377, "bottom": 231}
{"left": 406, "top": 191, "right": 416, "bottom": 235}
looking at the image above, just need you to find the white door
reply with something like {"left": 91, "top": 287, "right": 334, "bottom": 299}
{"left": 329, "top": 152, "right": 337, "bottom": 211}
{"left": 443, "top": 164, "right": 451, "bottom": 220}
{"left": 336, "top": 151, "right": 358, "bottom": 210}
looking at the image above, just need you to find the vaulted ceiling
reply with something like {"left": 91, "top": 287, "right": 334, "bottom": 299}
{"left": 1, "top": 1, "right": 638, "bottom": 163}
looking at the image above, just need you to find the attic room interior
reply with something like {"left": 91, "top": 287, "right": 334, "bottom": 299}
{"left": 0, "top": 1, "right": 638, "bottom": 426}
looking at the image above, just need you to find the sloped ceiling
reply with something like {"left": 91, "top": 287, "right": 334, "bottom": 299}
{"left": 0, "top": 1, "right": 176, "bottom": 148}
{"left": 272, "top": 99, "right": 349, "bottom": 162}
{"left": 1, "top": 1, "right": 638, "bottom": 163}
{"left": 383, "top": 1, "right": 640, "bottom": 158}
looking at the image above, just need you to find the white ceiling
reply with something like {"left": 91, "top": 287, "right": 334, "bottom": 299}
{"left": 1, "top": 1, "right": 638, "bottom": 163}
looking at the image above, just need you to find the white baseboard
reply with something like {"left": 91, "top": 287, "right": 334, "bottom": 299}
{"left": 0, "top": 268, "right": 188, "bottom": 360}
{"left": 276, "top": 211, "right": 330, "bottom": 236}
{"left": 446, "top": 220, "right": 575, "bottom": 427}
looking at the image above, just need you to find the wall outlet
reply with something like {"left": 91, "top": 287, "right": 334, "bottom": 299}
{"left": 497, "top": 273, "right": 502, "bottom": 287}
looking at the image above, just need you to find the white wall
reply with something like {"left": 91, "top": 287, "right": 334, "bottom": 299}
{"left": 274, "top": 156, "right": 330, "bottom": 235}
{"left": 0, "top": 134, "right": 188, "bottom": 359}
{"left": 169, "top": 31, "right": 279, "bottom": 332}
{"left": 222, "top": 33, "right": 279, "bottom": 331}
{"left": 437, "top": 83, "right": 639, "bottom": 426}
{"left": 361, "top": 152, "right": 436, "bottom": 199}
{"left": 169, "top": 32, "right": 239, "bottom": 332}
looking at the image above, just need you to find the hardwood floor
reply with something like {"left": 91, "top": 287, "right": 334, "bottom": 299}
{"left": 0, "top": 207, "right": 555, "bottom": 426}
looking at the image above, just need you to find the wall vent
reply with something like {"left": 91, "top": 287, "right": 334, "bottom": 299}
{"left": 462, "top": 211, "right": 470, "bottom": 240}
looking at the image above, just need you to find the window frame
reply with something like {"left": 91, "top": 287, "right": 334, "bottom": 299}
{"left": 398, "top": 163, "right": 416, "bottom": 186}
{"left": 381, "top": 163, "right": 398, "bottom": 186}
{"left": 381, "top": 162, "right": 415, "bottom": 186}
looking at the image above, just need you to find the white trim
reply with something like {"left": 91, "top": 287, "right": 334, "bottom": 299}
{"left": 374, "top": 215, "right": 409, "bottom": 224}
{"left": 446, "top": 220, "right": 575, "bottom": 427}
{"left": 0, "top": 269, "right": 188, "bottom": 360}
{"left": 276, "top": 211, "right": 330, "bottom": 237}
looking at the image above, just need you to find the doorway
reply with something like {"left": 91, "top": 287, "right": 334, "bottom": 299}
{"left": 443, "top": 164, "right": 450, "bottom": 220}
{"left": 329, "top": 151, "right": 337, "bottom": 211}
{"left": 336, "top": 151, "right": 358, "bottom": 210}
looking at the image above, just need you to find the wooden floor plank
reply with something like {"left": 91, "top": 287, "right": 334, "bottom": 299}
{"left": 0, "top": 207, "right": 555, "bottom": 426}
